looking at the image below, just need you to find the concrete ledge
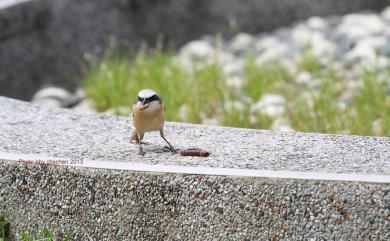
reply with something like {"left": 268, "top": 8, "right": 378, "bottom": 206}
{"left": 0, "top": 96, "right": 390, "bottom": 239}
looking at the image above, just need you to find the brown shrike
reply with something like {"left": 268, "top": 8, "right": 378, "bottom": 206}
{"left": 130, "top": 89, "right": 175, "bottom": 155}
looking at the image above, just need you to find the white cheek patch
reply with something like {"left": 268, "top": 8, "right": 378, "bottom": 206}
{"left": 143, "top": 101, "right": 161, "bottom": 113}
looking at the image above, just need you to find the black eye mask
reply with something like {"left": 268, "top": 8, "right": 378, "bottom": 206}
{"left": 136, "top": 94, "right": 161, "bottom": 104}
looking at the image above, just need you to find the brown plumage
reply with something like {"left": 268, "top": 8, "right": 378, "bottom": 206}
{"left": 130, "top": 103, "right": 165, "bottom": 143}
{"left": 130, "top": 89, "right": 175, "bottom": 155}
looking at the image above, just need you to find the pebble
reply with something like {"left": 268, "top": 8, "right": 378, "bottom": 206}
{"left": 221, "top": 59, "right": 245, "bottom": 77}
{"left": 179, "top": 40, "right": 215, "bottom": 61}
{"left": 32, "top": 87, "right": 73, "bottom": 108}
{"left": 307, "top": 16, "right": 328, "bottom": 31}
{"left": 381, "top": 6, "right": 390, "bottom": 21}
{"left": 230, "top": 33, "right": 255, "bottom": 55}
{"left": 272, "top": 118, "right": 294, "bottom": 132}
{"left": 251, "top": 94, "right": 286, "bottom": 118}
{"left": 73, "top": 99, "right": 96, "bottom": 112}
{"left": 294, "top": 71, "right": 312, "bottom": 85}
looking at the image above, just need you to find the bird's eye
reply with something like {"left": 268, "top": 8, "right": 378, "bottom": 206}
{"left": 150, "top": 94, "right": 161, "bottom": 102}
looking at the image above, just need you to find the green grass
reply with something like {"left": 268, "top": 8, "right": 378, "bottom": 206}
{"left": 0, "top": 215, "right": 10, "bottom": 241}
{"left": 0, "top": 215, "right": 75, "bottom": 241}
{"left": 83, "top": 49, "right": 226, "bottom": 123}
{"left": 82, "top": 47, "right": 390, "bottom": 136}
{"left": 20, "top": 227, "right": 75, "bottom": 241}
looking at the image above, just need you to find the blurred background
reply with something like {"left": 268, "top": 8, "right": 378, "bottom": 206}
{"left": 1, "top": 0, "right": 390, "bottom": 136}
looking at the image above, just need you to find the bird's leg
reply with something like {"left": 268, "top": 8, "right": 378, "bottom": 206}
{"left": 137, "top": 132, "right": 145, "bottom": 156}
{"left": 160, "top": 129, "right": 176, "bottom": 153}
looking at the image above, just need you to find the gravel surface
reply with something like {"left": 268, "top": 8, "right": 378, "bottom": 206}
{"left": 1, "top": 162, "right": 389, "bottom": 240}
{"left": 1, "top": 96, "right": 390, "bottom": 175}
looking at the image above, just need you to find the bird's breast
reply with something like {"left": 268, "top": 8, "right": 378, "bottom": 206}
{"left": 132, "top": 104, "right": 165, "bottom": 133}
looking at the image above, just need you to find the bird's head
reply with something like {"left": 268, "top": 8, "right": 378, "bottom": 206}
{"left": 135, "top": 89, "right": 162, "bottom": 111}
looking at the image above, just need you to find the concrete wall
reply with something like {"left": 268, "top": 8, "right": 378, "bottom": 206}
{"left": 1, "top": 161, "right": 389, "bottom": 240}
{"left": 1, "top": 0, "right": 390, "bottom": 100}
{"left": 0, "top": 96, "right": 389, "bottom": 240}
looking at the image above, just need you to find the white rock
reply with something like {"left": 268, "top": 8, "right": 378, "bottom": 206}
{"left": 176, "top": 47, "right": 231, "bottom": 71}
{"left": 378, "top": 37, "right": 390, "bottom": 55}
{"left": 221, "top": 59, "right": 245, "bottom": 77}
{"left": 280, "top": 59, "right": 297, "bottom": 74}
{"left": 383, "top": 26, "right": 390, "bottom": 37}
{"left": 381, "top": 6, "right": 390, "bottom": 22}
{"left": 358, "top": 36, "right": 387, "bottom": 51}
{"left": 179, "top": 40, "right": 215, "bottom": 61}
{"left": 272, "top": 118, "right": 294, "bottom": 131}
{"left": 378, "top": 56, "right": 390, "bottom": 69}
{"left": 346, "top": 79, "right": 364, "bottom": 90}
{"left": 338, "top": 25, "right": 371, "bottom": 42}
{"left": 225, "top": 76, "right": 244, "bottom": 89}
{"left": 291, "top": 24, "right": 322, "bottom": 47}
{"left": 307, "top": 78, "right": 323, "bottom": 90}
{"left": 214, "top": 50, "right": 234, "bottom": 65}
{"left": 294, "top": 71, "right": 312, "bottom": 85}
{"left": 291, "top": 26, "right": 334, "bottom": 58}
{"left": 32, "top": 87, "right": 72, "bottom": 107}
{"left": 251, "top": 94, "right": 286, "bottom": 118}
{"left": 32, "top": 87, "right": 71, "bottom": 101}
{"left": 344, "top": 44, "right": 376, "bottom": 67}
{"left": 254, "top": 36, "right": 281, "bottom": 52}
{"left": 310, "top": 37, "right": 336, "bottom": 58}
{"left": 104, "top": 108, "right": 116, "bottom": 115}
{"left": 230, "top": 33, "right": 255, "bottom": 54}
{"left": 255, "top": 43, "right": 289, "bottom": 65}
{"left": 73, "top": 99, "right": 96, "bottom": 112}
{"left": 337, "top": 13, "right": 385, "bottom": 40}
{"left": 364, "top": 55, "right": 390, "bottom": 70}
{"left": 307, "top": 16, "right": 328, "bottom": 31}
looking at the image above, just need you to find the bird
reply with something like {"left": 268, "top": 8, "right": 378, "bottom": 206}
{"left": 130, "top": 88, "right": 175, "bottom": 155}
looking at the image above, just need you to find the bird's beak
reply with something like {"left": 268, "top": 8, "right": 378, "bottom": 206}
{"left": 140, "top": 99, "right": 149, "bottom": 110}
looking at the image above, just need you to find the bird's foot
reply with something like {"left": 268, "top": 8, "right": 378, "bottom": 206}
{"left": 163, "top": 145, "right": 178, "bottom": 153}
{"left": 139, "top": 150, "right": 146, "bottom": 156}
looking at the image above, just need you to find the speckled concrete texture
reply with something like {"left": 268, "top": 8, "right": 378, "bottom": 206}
{"left": 1, "top": 97, "right": 390, "bottom": 239}
{"left": 0, "top": 96, "right": 390, "bottom": 174}
{"left": 1, "top": 162, "right": 389, "bottom": 240}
